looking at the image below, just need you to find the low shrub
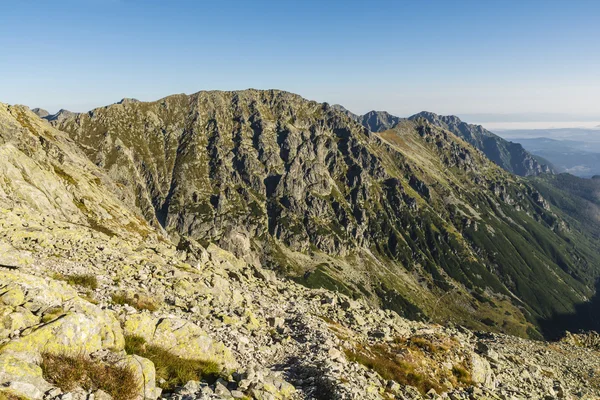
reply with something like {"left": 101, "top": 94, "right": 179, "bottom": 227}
{"left": 0, "top": 389, "right": 29, "bottom": 400}
{"left": 451, "top": 365, "right": 472, "bottom": 384}
{"left": 124, "top": 335, "right": 221, "bottom": 390}
{"left": 40, "top": 352, "right": 139, "bottom": 400}
{"left": 53, "top": 273, "right": 98, "bottom": 290}
{"left": 111, "top": 292, "right": 158, "bottom": 311}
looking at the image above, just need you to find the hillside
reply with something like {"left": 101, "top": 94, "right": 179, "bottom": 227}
{"left": 51, "top": 90, "right": 600, "bottom": 339}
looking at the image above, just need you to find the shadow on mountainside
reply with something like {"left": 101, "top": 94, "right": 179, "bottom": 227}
{"left": 538, "top": 279, "right": 600, "bottom": 340}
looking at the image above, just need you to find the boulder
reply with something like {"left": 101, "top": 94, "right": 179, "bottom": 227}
{"left": 471, "top": 353, "right": 495, "bottom": 389}
{"left": 124, "top": 314, "right": 237, "bottom": 370}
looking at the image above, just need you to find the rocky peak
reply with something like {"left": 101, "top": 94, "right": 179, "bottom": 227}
{"left": 31, "top": 107, "right": 49, "bottom": 118}
{"left": 44, "top": 108, "right": 78, "bottom": 123}
{"left": 359, "top": 110, "right": 404, "bottom": 132}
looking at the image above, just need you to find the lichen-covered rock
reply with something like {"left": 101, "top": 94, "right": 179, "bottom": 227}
{"left": 0, "top": 352, "right": 51, "bottom": 399}
{"left": 470, "top": 353, "right": 495, "bottom": 389}
{"left": 124, "top": 314, "right": 237, "bottom": 371}
{"left": 0, "top": 270, "right": 124, "bottom": 354}
{"left": 118, "top": 354, "right": 161, "bottom": 400}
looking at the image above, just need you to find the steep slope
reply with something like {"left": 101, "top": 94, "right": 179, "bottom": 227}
{"left": 53, "top": 90, "right": 599, "bottom": 338}
{"left": 0, "top": 103, "right": 152, "bottom": 241}
{"left": 408, "top": 111, "right": 554, "bottom": 176}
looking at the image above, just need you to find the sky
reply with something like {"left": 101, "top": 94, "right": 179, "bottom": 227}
{"left": 1, "top": 0, "right": 600, "bottom": 121}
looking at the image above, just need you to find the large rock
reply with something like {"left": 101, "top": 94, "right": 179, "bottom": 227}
{"left": 124, "top": 314, "right": 237, "bottom": 370}
{"left": 0, "top": 352, "right": 52, "bottom": 399}
{"left": 471, "top": 353, "right": 495, "bottom": 389}
{"left": 118, "top": 354, "right": 162, "bottom": 400}
{"left": 0, "top": 270, "right": 124, "bottom": 354}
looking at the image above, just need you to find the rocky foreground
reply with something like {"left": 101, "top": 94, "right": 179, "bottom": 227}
{"left": 1, "top": 205, "right": 599, "bottom": 400}
{"left": 0, "top": 102, "right": 599, "bottom": 400}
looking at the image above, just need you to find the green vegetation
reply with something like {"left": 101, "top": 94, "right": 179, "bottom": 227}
{"left": 124, "top": 335, "right": 221, "bottom": 390}
{"left": 41, "top": 352, "right": 139, "bottom": 400}
{"left": 52, "top": 273, "right": 98, "bottom": 290}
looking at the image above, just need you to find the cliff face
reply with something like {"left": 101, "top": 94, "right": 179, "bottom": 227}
{"left": 52, "top": 90, "right": 598, "bottom": 338}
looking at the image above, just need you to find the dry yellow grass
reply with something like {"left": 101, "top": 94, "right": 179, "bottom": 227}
{"left": 41, "top": 352, "right": 139, "bottom": 400}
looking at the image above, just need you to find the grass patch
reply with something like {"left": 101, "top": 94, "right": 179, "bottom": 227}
{"left": 111, "top": 292, "right": 158, "bottom": 311}
{"left": 124, "top": 335, "right": 221, "bottom": 391}
{"left": 40, "top": 352, "right": 139, "bottom": 400}
{"left": 344, "top": 335, "right": 472, "bottom": 395}
{"left": 451, "top": 365, "right": 472, "bottom": 385}
{"left": 0, "top": 390, "right": 29, "bottom": 400}
{"left": 345, "top": 344, "right": 442, "bottom": 394}
{"left": 53, "top": 273, "right": 98, "bottom": 290}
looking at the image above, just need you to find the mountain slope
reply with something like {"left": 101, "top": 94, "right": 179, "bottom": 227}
{"left": 408, "top": 111, "right": 554, "bottom": 176}
{"left": 0, "top": 103, "right": 153, "bottom": 241}
{"left": 52, "top": 90, "right": 600, "bottom": 338}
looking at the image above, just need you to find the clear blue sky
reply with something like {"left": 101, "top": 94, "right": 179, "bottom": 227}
{"left": 1, "top": 0, "right": 599, "bottom": 118}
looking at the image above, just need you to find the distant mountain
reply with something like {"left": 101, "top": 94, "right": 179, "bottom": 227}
{"left": 335, "top": 109, "right": 553, "bottom": 177}
{"left": 360, "top": 110, "right": 404, "bottom": 132}
{"left": 31, "top": 107, "right": 49, "bottom": 118}
{"left": 331, "top": 106, "right": 404, "bottom": 133}
{"left": 45, "top": 108, "right": 78, "bottom": 123}
{"left": 408, "top": 111, "right": 554, "bottom": 176}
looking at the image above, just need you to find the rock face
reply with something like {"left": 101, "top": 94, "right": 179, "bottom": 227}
{"left": 408, "top": 111, "right": 554, "bottom": 176}
{"left": 0, "top": 95, "right": 599, "bottom": 399}
{"left": 51, "top": 90, "right": 600, "bottom": 338}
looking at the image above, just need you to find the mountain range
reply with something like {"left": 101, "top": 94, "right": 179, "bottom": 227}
{"left": 38, "top": 89, "right": 597, "bottom": 339}
{"left": 1, "top": 91, "right": 600, "bottom": 399}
